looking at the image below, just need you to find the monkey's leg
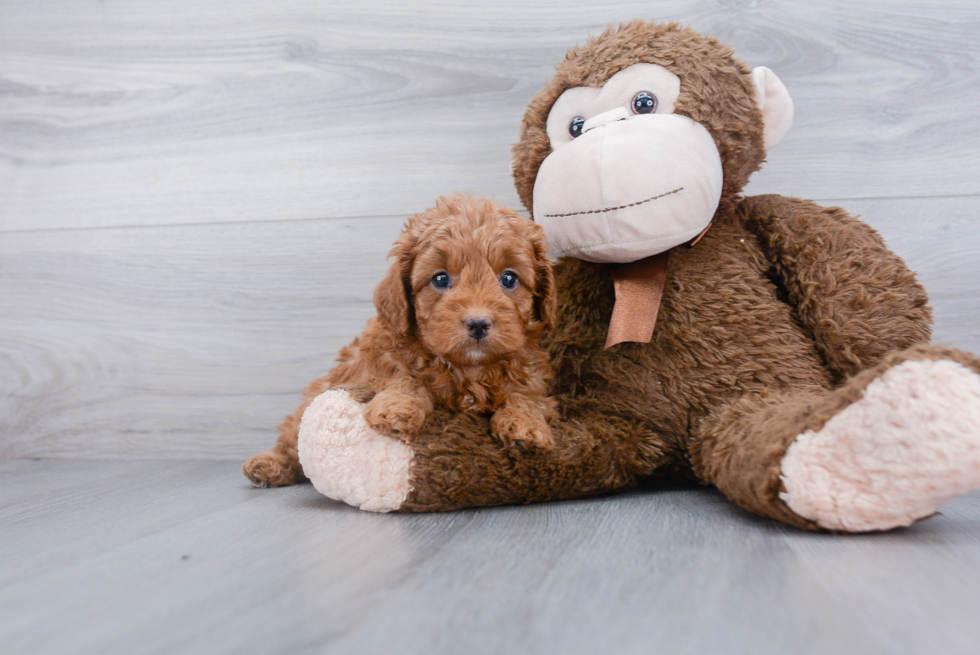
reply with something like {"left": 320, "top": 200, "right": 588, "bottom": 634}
{"left": 297, "top": 389, "right": 669, "bottom": 512}
{"left": 691, "top": 345, "right": 980, "bottom": 532}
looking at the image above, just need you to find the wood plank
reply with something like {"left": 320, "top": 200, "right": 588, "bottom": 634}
{"left": 1, "top": 195, "right": 977, "bottom": 460}
{"left": 784, "top": 510, "right": 980, "bottom": 655}
{"left": 0, "top": 214, "right": 405, "bottom": 459}
{"left": 1, "top": 0, "right": 978, "bottom": 231}
{"left": 826, "top": 195, "right": 980, "bottom": 351}
{"left": 0, "top": 460, "right": 256, "bottom": 588}
{"left": 2, "top": 460, "right": 980, "bottom": 654}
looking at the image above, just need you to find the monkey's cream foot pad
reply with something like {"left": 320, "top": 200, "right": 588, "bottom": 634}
{"left": 780, "top": 359, "right": 980, "bottom": 532}
{"left": 298, "top": 389, "right": 412, "bottom": 512}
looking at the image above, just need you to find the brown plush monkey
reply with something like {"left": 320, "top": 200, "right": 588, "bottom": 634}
{"left": 281, "top": 21, "right": 980, "bottom": 532}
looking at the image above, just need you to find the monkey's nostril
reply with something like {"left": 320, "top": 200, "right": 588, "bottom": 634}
{"left": 582, "top": 106, "right": 631, "bottom": 134}
{"left": 464, "top": 317, "right": 492, "bottom": 340}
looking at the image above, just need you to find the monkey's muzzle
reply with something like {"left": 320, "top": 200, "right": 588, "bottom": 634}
{"left": 532, "top": 113, "right": 723, "bottom": 264}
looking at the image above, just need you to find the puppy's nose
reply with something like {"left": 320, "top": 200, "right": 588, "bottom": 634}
{"left": 464, "top": 317, "right": 492, "bottom": 340}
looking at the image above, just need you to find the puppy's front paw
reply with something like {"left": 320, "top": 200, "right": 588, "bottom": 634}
{"left": 491, "top": 409, "right": 555, "bottom": 450}
{"left": 363, "top": 394, "right": 426, "bottom": 440}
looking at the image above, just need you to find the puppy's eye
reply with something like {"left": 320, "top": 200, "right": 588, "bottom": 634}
{"left": 431, "top": 272, "right": 451, "bottom": 290}
{"left": 569, "top": 116, "right": 586, "bottom": 138}
{"left": 632, "top": 91, "right": 657, "bottom": 115}
{"left": 499, "top": 271, "right": 519, "bottom": 290}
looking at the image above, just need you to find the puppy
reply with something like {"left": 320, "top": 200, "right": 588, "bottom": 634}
{"left": 244, "top": 195, "right": 558, "bottom": 488}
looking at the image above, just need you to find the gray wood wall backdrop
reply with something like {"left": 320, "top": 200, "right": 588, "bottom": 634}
{"left": 1, "top": 0, "right": 978, "bottom": 460}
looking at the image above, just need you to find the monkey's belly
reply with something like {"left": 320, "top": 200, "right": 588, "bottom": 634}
{"left": 561, "top": 223, "right": 833, "bottom": 448}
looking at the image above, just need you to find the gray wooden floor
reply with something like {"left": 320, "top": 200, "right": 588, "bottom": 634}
{"left": 3, "top": 459, "right": 980, "bottom": 655}
{"left": 3, "top": 1, "right": 980, "bottom": 653}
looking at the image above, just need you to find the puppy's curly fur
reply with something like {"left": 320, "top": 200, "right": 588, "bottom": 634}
{"left": 244, "top": 195, "right": 558, "bottom": 488}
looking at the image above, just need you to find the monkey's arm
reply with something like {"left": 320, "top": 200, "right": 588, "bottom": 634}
{"left": 295, "top": 384, "right": 670, "bottom": 512}
{"left": 740, "top": 194, "right": 932, "bottom": 380}
{"left": 402, "top": 395, "right": 667, "bottom": 511}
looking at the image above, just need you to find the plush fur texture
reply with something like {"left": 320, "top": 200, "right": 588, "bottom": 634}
{"left": 298, "top": 389, "right": 412, "bottom": 512}
{"left": 243, "top": 196, "right": 558, "bottom": 487}
{"left": 265, "top": 21, "right": 980, "bottom": 532}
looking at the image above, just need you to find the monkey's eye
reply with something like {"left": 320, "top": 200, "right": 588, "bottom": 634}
{"left": 632, "top": 91, "right": 658, "bottom": 115}
{"left": 431, "top": 272, "right": 451, "bottom": 290}
{"left": 499, "top": 270, "right": 519, "bottom": 290}
{"left": 568, "top": 116, "right": 586, "bottom": 138}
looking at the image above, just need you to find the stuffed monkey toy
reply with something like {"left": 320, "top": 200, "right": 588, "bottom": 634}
{"left": 254, "top": 21, "right": 980, "bottom": 532}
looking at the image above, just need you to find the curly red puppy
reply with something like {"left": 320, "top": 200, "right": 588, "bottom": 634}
{"left": 244, "top": 195, "right": 558, "bottom": 488}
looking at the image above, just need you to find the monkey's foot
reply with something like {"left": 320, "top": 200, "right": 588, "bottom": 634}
{"left": 780, "top": 359, "right": 980, "bottom": 532}
{"left": 297, "top": 389, "right": 413, "bottom": 512}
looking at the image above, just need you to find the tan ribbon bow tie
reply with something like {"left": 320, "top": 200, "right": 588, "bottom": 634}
{"left": 603, "top": 222, "right": 712, "bottom": 350}
{"left": 604, "top": 251, "right": 671, "bottom": 349}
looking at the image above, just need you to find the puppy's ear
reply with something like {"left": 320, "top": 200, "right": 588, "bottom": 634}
{"left": 373, "top": 234, "right": 417, "bottom": 337}
{"left": 527, "top": 221, "right": 557, "bottom": 329}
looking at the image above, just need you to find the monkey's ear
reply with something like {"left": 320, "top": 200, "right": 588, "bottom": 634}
{"left": 752, "top": 66, "right": 794, "bottom": 151}
{"left": 373, "top": 255, "right": 413, "bottom": 337}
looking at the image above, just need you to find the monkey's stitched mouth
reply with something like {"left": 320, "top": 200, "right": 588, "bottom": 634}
{"left": 542, "top": 187, "right": 684, "bottom": 218}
